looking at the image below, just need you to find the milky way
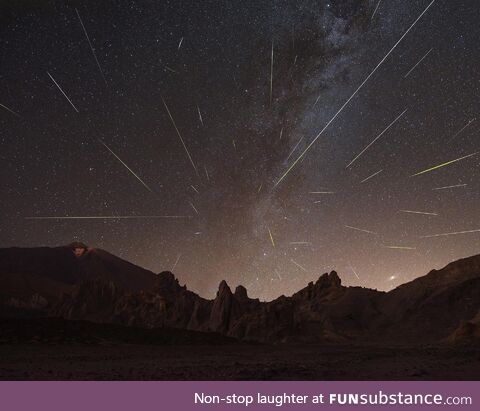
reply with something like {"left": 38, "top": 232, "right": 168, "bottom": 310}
{"left": 0, "top": 0, "right": 479, "bottom": 300}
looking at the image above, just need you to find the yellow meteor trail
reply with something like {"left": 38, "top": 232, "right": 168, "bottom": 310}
{"left": 345, "top": 225, "right": 377, "bottom": 235}
{"left": 100, "top": 141, "right": 153, "bottom": 192}
{"left": 162, "top": 97, "right": 200, "bottom": 176}
{"left": 268, "top": 227, "right": 275, "bottom": 248}
{"left": 420, "top": 228, "right": 480, "bottom": 238}
{"left": 410, "top": 152, "right": 478, "bottom": 177}
{"left": 274, "top": 0, "right": 435, "bottom": 187}
{"left": 399, "top": 210, "right": 438, "bottom": 216}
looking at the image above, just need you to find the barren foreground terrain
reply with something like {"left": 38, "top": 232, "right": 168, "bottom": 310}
{"left": 1, "top": 343, "right": 479, "bottom": 380}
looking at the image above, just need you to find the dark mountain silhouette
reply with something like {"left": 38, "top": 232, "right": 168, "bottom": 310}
{"left": 1, "top": 244, "right": 479, "bottom": 345}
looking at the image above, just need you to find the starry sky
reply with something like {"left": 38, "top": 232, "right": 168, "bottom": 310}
{"left": 0, "top": 0, "right": 479, "bottom": 300}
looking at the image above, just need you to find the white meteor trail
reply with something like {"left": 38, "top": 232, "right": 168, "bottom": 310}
{"left": 197, "top": 105, "right": 204, "bottom": 126}
{"left": 100, "top": 141, "right": 153, "bottom": 192}
{"left": 360, "top": 169, "right": 383, "bottom": 183}
{"left": 404, "top": 48, "right": 433, "bottom": 78}
{"left": 432, "top": 183, "right": 467, "bottom": 191}
{"left": 286, "top": 136, "right": 304, "bottom": 161}
{"left": 383, "top": 245, "right": 416, "bottom": 250}
{"left": 178, "top": 37, "right": 184, "bottom": 50}
{"left": 399, "top": 210, "right": 438, "bottom": 216}
{"left": 162, "top": 97, "right": 199, "bottom": 176}
{"left": 448, "top": 118, "right": 476, "bottom": 142}
{"left": 47, "top": 71, "right": 79, "bottom": 113}
{"left": 172, "top": 254, "right": 181, "bottom": 271}
{"left": 25, "top": 215, "right": 189, "bottom": 220}
{"left": 189, "top": 202, "right": 199, "bottom": 215}
{"left": 371, "top": 0, "right": 382, "bottom": 20}
{"left": 420, "top": 228, "right": 480, "bottom": 238}
{"left": 270, "top": 40, "right": 274, "bottom": 106}
{"left": 346, "top": 109, "right": 407, "bottom": 168}
{"left": 345, "top": 225, "right": 377, "bottom": 235}
{"left": 190, "top": 185, "right": 199, "bottom": 194}
{"left": 274, "top": 0, "right": 435, "bottom": 187}
{"left": 75, "top": 8, "right": 107, "bottom": 85}
{"left": 349, "top": 265, "right": 360, "bottom": 280}
{"left": 290, "top": 259, "right": 307, "bottom": 272}
{"left": 310, "top": 191, "right": 335, "bottom": 194}
{"left": 0, "top": 103, "right": 20, "bottom": 117}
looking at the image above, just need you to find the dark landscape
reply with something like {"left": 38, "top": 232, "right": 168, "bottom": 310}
{"left": 0, "top": 243, "right": 479, "bottom": 380}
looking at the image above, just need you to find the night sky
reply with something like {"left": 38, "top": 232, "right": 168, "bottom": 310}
{"left": 1, "top": 0, "right": 479, "bottom": 300}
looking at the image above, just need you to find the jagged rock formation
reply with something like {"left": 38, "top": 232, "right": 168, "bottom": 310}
{"left": 1, "top": 244, "right": 479, "bottom": 344}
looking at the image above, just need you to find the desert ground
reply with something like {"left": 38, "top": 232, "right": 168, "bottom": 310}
{"left": 1, "top": 343, "right": 479, "bottom": 380}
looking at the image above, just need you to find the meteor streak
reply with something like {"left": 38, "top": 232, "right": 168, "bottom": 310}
{"left": 100, "top": 141, "right": 153, "bottom": 192}
{"left": 383, "top": 245, "right": 416, "bottom": 250}
{"left": 349, "top": 265, "right": 360, "bottom": 280}
{"left": 310, "top": 191, "right": 335, "bottom": 194}
{"left": 269, "top": 40, "right": 274, "bottom": 105}
{"left": 172, "top": 254, "right": 181, "bottom": 271}
{"left": 432, "top": 183, "right": 467, "bottom": 190}
{"left": 274, "top": 0, "right": 435, "bottom": 187}
{"left": 190, "top": 185, "right": 199, "bottom": 194}
{"left": 178, "top": 37, "right": 184, "bottom": 50}
{"left": 371, "top": 0, "right": 382, "bottom": 20}
{"left": 448, "top": 118, "right": 476, "bottom": 142}
{"left": 345, "top": 225, "right": 377, "bottom": 235}
{"left": 162, "top": 97, "right": 199, "bottom": 176}
{"left": 47, "top": 71, "right": 79, "bottom": 112}
{"left": 404, "top": 48, "right": 433, "bottom": 78}
{"left": 197, "top": 105, "right": 204, "bottom": 126}
{"left": 25, "top": 215, "right": 189, "bottom": 220}
{"left": 410, "top": 152, "right": 478, "bottom": 177}
{"left": 290, "top": 241, "right": 312, "bottom": 245}
{"left": 75, "top": 8, "right": 107, "bottom": 84}
{"left": 399, "top": 210, "right": 438, "bottom": 216}
{"left": 0, "top": 102, "right": 20, "bottom": 117}
{"left": 286, "top": 137, "right": 304, "bottom": 161}
{"left": 268, "top": 227, "right": 275, "bottom": 248}
{"left": 189, "top": 202, "right": 199, "bottom": 215}
{"left": 346, "top": 109, "right": 407, "bottom": 168}
{"left": 290, "top": 259, "right": 307, "bottom": 272}
{"left": 360, "top": 169, "right": 383, "bottom": 183}
{"left": 420, "top": 228, "right": 480, "bottom": 238}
